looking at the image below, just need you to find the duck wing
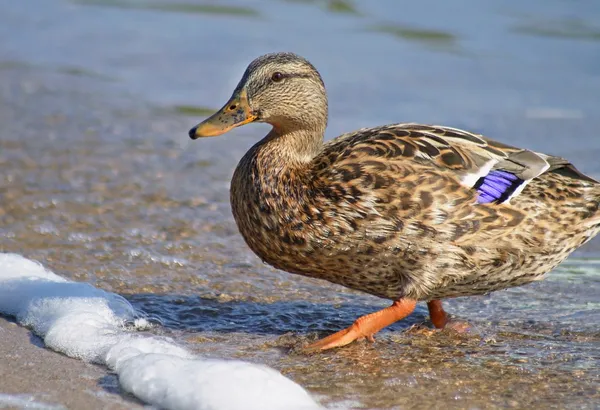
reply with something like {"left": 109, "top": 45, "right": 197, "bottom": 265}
{"left": 313, "top": 123, "right": 597, "bottom": 247}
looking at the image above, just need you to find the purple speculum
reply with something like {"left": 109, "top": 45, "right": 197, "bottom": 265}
{"left": 475, "top": 170, "right": 523, "bottom": 204}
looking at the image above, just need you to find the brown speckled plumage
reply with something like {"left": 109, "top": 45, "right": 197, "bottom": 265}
{"left": 231, "top": 123, "right": 600, "bottom": 301}
{"left": 190, "top": 52, "right": 600, "bottom": 348}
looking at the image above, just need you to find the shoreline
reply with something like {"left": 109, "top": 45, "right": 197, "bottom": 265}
{"left": 0, "top": 315, "right": 144, "bottom": 410}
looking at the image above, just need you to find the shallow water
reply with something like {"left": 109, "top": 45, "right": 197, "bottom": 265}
{"left": 1, "top": 0, "right": 600, "bottom": 408}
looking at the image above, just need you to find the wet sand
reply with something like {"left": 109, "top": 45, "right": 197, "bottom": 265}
{"left": 2, "top": 55, "right": 599, "bottom": 410}
{"left": 0, "top": 65, "right": 152, "bottom": 409}
{"left": 0, "top": 315, "right": 143, "bottom": 409}
{"left": 1, "top": 2, "right": 600, "bottom": 407}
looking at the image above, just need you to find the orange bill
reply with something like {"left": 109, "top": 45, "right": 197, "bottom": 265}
{"left": 188, "top": 89, "right": 256, "bottom": 139}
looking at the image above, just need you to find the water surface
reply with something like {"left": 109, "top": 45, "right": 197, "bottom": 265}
{"left": 1, "top": 0, "right": 599, "bottom": 408}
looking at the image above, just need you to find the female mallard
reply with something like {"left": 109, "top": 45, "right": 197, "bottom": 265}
{"left": 189, "top": 52, "right": 600, "bottom": 350}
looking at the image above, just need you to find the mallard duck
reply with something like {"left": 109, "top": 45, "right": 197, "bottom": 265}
{"left": 188, "top": 52, "right": 600, "bottom": 350}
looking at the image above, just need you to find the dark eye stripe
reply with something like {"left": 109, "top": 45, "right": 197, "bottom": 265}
{"left": 274, "top": 73, "right": 313, "bottom": 81}
{"left": 253, "top": 72, "right": 315, "bottom": 95}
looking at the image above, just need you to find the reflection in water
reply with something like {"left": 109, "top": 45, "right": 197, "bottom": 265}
{"left": 1, "top": 0, "right": 599, "bottom": 408}
{"left": 71, "top": 0, "right": 260, "bottom": 17}
{"left": 370, "top": 23, "right": 459, "bottom": 51}
{"left": 512, "top": 17, "right": 600, "bottom": 40}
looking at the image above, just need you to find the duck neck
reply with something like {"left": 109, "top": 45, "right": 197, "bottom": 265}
{"left": 233, "top": 125, "right": 324, "bottom": 211}
{"left": 261, "top": 125, "right": 325, "bottom": 166}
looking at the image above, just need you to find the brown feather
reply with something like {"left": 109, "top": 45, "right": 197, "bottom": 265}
{"left": 196, "top": 52, "right": 600, "bottom": 302}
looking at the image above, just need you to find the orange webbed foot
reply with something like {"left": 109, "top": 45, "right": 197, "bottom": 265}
{"left": 304, "top": 298, "right": 417, "bottom": 351}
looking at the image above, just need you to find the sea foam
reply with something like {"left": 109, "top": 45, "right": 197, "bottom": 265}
{"left": 0, "top": 253, "right": 321, "bottom": 410}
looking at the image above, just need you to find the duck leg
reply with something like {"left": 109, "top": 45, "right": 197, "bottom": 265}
{"left": 426, "top": 300, "right": 471, "bottom": 332}
{"left": 305, "top": 298, "right": 417, "bottom": 351}
{"left": 427, "top": 300, "right": 449, "bottom": 328}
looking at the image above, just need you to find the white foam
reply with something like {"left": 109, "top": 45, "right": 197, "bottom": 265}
{"left": 117, "top": 354, "right": 319, "bottom": 410}
{"left": 0, "top": 253, "right": 321, "bottom": 410}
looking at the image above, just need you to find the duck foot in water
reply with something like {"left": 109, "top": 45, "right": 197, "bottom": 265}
{"left": 305, "top": 299, "right": 417, "bottom": 351}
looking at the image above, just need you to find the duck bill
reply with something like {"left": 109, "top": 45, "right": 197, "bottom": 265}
{"left": 188, "top": 89, "right": 256, "bottom": 139}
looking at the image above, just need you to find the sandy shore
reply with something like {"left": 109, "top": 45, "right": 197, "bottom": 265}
{"left": 1, "top": 3, "right": 599, "bottom": 408}
{"left": 0, "top": 56, "right": 151, "bottom": 410}
{"left": 0, "top": 315, "right": 144, "bottom": 409}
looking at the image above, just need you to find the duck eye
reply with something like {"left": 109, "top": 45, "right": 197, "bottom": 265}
{"left": 271, "top": 72, "right": 283, "bottom": 82}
